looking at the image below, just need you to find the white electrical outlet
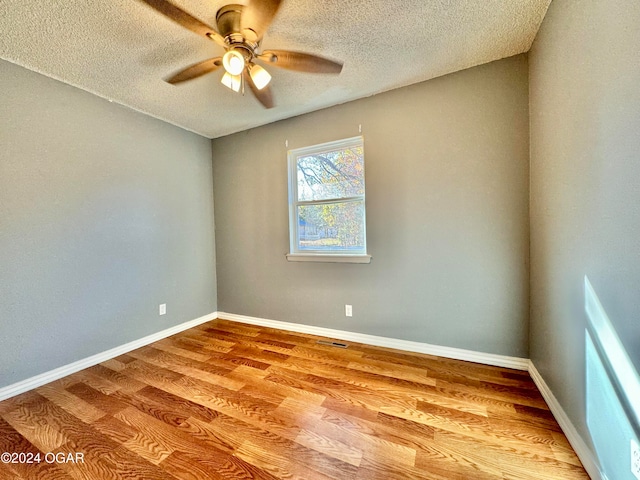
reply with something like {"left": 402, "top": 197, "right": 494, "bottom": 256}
{"left": 632, "top": 439, "right": 640, "bottom": 479}
{"left": 159, "top": 304, "right": 166, "bottom": 315}
{"left": 345, "top": 304, "right": 352, "bottom": 317}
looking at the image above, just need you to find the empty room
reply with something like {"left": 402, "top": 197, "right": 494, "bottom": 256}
{"left": 1, "top": 0, "right": 638, "bottom": 479}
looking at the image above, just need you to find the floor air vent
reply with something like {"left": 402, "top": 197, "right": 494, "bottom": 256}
{"left": 317, "top": 340, "right": 348, "bottom": 348}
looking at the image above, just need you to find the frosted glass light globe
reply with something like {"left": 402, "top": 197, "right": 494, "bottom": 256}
{"left": 222, "top": 50, "right": 245, "bottom": 75}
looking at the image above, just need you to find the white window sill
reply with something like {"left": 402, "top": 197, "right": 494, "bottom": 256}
{"left": 286, "top": 253, "right": 372, "bottom": 264}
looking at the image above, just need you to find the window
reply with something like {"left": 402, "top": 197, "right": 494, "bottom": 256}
{"left": 287, "top": 136, "right": 370, "bottom": 263}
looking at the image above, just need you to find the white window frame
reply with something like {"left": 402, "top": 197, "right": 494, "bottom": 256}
{"left": 286, "top": 136, "right": 371, "bottom": 263}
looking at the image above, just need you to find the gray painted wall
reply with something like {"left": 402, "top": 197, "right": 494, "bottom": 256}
{"left": 529, "top": 0, "right": 640, "bottom": 449}
{"left": 212, "top": 55, "right": 530, "bottom": 358}
{"left": 0, "top": 59, "right": 217, "bottom": 388}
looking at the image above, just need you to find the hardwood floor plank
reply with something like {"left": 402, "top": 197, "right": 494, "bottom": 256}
{"left": 182, "top": 413, "right": 359, "bottom": 479}
{"left": 88, "top": 364, "right": 147, "bottom": 393}
{"left": 346, "top": 358, "right": 438, "bottom": 385}
{"left": 237, "top": 370, "right": 327, "bottom": 406}
{"left": 160, "top": 450, "right": 229, "bottom": 480}
{"left": 0, "top": 319, "right": 588, "bottom": 479}
{"left": 129, "top": 346, "right": 245, "bottom": 391}
{"left": 0, "top": 416, "right": 72, "bottom": 480}
{"left": 35, "top": 384, "right": 105, "bottom": 424}
{"left": 411, "top": 382, "right": 522, "bottom": 415}
{"left": 235, "top": 440, "right": 334, "bottom": 480}
{"left": 253, "top": 336, "right": 297, "bottom": 350}
{"left": 175, "top": 416, "right": 238, "bottom": 454}
{"left": 434, "top": 375, "right": 549, "bottom": 409}
{"left": 90, "top": 415, "right": 138, "bottom": 445}
{"left": 53, "top": 439, "right": 121, "bottom": 480}
{"left": 70, "top": 370, "right": 122, "bottom": 396}
{"left": 121, "top": 432, "right": 173, "bottom": 465}
{"left": 110, "top": 389, "right": 192, "bottom": 428}
{"left": 0, "top": 390, "right": 43, "bottom": 415}
{"left": 8, "top": 461, "right": 72, "bottom": 480}
{"left": 120, "top": 358, "right": 184, "bottom": 385}
{"left": 114, "top": 406, "right": 210, "bottom": 456}
{"left": 163, "top": 448, "right": 279, "bottom": 480}
{"left": 0, "top": 460, "right": 27, "bottom": 480}
{"left": 427, "top": 430, "right": 588, "bottom": 480}
{"left": 308, "top": 411, "right": 418, "bottom": 467}
{"left": 322, "top": 408, "right": 432, "bottom": 452}
{"left": 137, "top": 385, "right": 221, "bottom": 423}
{"left": 295, "top": 428, "right": 363, "bottom": 467}
{"left": 271, "top": 397, "right": 327, "bottom": 433}
{"left": 358, "top": 455, "right": 460, "bottom": 480}
{"left": 98, "top": 444, "right": 179, "bottom": 480}
{"left": 151, "top": 339, "right": 213, "bottom": 362}
{"left": 381, "top": 400, "right": 563, "bottom": 463}
{"left": 65, "top": 383, "right": 130, "bottom": 417}
{"left": 281, "top": 353, "right": 439, "bottom": 401}
{"left": 1, "top": 403, "right": 68, "bottom": 452}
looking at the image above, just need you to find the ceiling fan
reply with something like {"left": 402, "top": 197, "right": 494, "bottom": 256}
{"left": 139, "top": 0, "right": 344, "bottom": 108}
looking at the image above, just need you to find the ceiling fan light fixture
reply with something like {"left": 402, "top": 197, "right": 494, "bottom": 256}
{"left": 249, "top": 64, "right": 272, "bottom": 90}
{"left": 221, "top": 72, "right": 242, "bottom": 92}
{"left": 143, "top": 0, "right": 344, "bottom": 109}
{"left": 222, "top": 49, "right": 245, "bottom": 75}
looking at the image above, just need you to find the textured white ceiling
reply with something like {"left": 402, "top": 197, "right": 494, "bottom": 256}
{"left": 0, "top": 0, "right": 550, "bottom": 138}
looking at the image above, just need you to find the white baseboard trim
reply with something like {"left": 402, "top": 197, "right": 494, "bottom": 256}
{"left": 216, "top": 311, "right": 530, "bottom": 370}
{"left": 0, "top": 311, "right": 218, "bottom": 402}
{"left": 528, "top": 360, "right": 602, "bottom": 480}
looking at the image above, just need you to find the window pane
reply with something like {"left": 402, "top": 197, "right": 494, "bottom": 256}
{"left": 296, "top": 145, "right": 364, "bottom": 202}
{"left": 297, "top": 201, "right": 365, "bottom": 251}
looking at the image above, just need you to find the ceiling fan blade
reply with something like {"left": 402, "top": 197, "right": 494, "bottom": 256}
{"left": 166, "top": 57, "right": 222, "bottom": 84}
{"left": 258, "top": 50, "right": 343, "bottom": 74}
{"left": 241, "top": 0, "right": 283, "bottom": 42}
{"left": 244, "top": 70, "right": 274, "bottom": 108}
{"left": 138, "top": 0, "right": 225, "bottom": 46}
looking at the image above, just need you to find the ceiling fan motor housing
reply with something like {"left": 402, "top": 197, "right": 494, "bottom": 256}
{"left": 216, "top": 4, "right": 243, "bottom": 37}
{"left": 216, "top": 4, "right": 259, "bottom": 62}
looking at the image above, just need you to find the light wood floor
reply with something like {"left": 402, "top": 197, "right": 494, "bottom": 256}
{"left": 0, "top": 319, "right": 588, "bottom": 479}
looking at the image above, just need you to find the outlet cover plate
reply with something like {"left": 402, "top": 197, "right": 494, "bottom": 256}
{"left": 345, "top": 305, "right": 352, "bottom": 317}
{"left": 159, "top": 304, "right": 166, "bottom": 315}
{"left": 632, "top": 439, "right": 640, "bottom": 480}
